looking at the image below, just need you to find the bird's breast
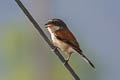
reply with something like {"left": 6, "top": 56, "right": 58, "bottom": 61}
{"left": 51, "top": 33, "right": 68, "bottom": 50}
{"left": 50, "top": 33, "right": 76, "bottom": 54}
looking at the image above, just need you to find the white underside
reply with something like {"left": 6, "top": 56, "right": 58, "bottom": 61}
{"left": 47, "top": 26, "right": 77, "bottom": 54}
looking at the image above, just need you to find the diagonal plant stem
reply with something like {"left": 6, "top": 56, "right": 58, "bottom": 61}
{"left": 15, "top": 0, "right": 80, "bottom": 80}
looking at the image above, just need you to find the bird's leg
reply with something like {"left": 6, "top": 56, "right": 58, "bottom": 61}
{"left": 64, "top": 53, "right": 71, "bottom": 64}
{"left": 52, "top": 46, "right": 58, "bottom": 51}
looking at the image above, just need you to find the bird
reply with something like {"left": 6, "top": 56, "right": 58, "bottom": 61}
{"left": 44, "top": 18, "right": 95, "bottom": 69}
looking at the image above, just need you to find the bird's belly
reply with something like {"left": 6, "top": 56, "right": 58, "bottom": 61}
{"left": 53, "top": 37, "right": 68, "bottom": 50}
{"left": 52, "top": 36, "right": 76, "bottom": 54}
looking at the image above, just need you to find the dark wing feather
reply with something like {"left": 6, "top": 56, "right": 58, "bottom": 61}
{"left": 55, "top": 28, "right": 81, "bottom": 51}
{"left": 55, "top": 28, "right": 95, "bottom": 69}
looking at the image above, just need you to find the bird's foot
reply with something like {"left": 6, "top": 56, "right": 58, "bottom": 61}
{"left": 52, "top": 46, "right": 57, "bottom": 51}
{"left": 64, "top": 60, "right": 69, "bottom": 65}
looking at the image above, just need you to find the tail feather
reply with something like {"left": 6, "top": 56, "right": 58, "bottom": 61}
{"left": 75, "top": 48, "right": 95, "bottom": 69}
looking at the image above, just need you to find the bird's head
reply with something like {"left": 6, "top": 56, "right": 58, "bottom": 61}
{"left": 44, "top": 18, "right": 67, "bottom": 29}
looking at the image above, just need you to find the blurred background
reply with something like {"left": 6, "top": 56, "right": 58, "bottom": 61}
{"left": 0, "top": 0, "right": 120, "bottom": 80}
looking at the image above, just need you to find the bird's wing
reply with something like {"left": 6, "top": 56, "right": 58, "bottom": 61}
{"left": 55, "top": 29, "right": 95, "bottom": 68}
{"left": 55, "top": 28, "right": 80, "bottom": 50}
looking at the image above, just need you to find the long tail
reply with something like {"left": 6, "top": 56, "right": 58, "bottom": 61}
{"left": 75, "top": 48, "right": 95, "bottom": 69}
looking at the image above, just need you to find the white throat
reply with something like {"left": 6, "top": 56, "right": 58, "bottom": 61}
{"left": 47, "top": 26, "right": 60, "bottom": 41}
{"left": 47, "top": 26, "right": 60, "bottom": 33}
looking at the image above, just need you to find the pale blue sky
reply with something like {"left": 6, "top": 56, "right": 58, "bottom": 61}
{"left": 0, "top": 0, "right": 120, "bottom": 80}
{"left": 0, "top": 0, "right": 19, "bottom": 23}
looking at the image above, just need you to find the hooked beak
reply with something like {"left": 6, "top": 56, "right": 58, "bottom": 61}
{"left": 44, "top": 23, "right": 48, "bottom": 28}
{"left": 44, "top": 23, "right": 53, "bottom": 28}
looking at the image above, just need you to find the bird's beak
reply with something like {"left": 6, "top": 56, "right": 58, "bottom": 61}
{"left": 44, "top": 23, "right": 53, "bottom": 28}
{"left": 44, "top": 23, "right": 48, "bottom": 28}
